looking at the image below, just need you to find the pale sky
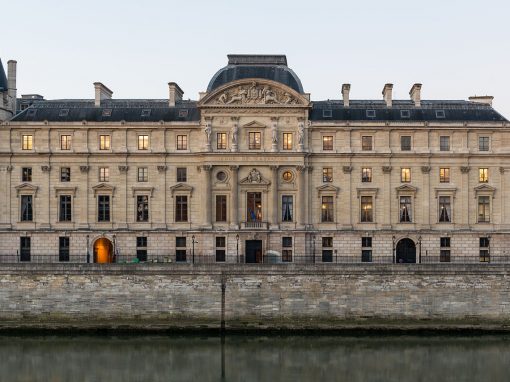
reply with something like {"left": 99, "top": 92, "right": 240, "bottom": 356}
{"left": 2, "top": 0, "right": 509, "bottom": 118}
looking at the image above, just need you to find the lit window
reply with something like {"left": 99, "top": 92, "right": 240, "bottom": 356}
{"left": 99, "top": 135, "right": 111, "bottom": 150}
{"left": 321, "top": 196, "right": 334, "bottom": 222}
{"left": 282, "top": 171, "right": 293, "bottom": 182}
{"left": 401, "top": 168, "right": 411, "bottom": 183}
{"left": 362, "top": 136, "right": 372, "bottom": 151}
{"left": 322, "top": 168, "right": 333, "bottom": 182}
{"left": 479, "top": 137, "right": 490, "bottom": 152}
{"left": 438, "top": 196, "right": 451, "bottom": 223}
{"left": 247, "top": 192, "right": 262, "bottom": 222}
{"left": 137, "top": 167, "right": 148, "bottom": 182}
{"left": 138, "top": 135, "right": 149, "bottom": 150}
{"left": 60, "top": 135, "right": 72, "bottom": 150}
{"left": 322, "top": 136, "right": 333, "bottom": 151}
{"left": 362, "top": 168, "right": 372, "bottom": 183}
{"left": 217, "top": 133, "right": 227, "bottom": 150}
{"left": 399, "top": 196, "right": 412, "bottom": 222}
{"left": 283, "top": 133, "right": 293, "bottom": 150}
{"left": 440, "top": 168, "right": 450, "bottom": 183}
{"left": 22, "top": 135, "right": 33, "bottom": 150}
{"left": 479, "top": 168, "right": 488, "bottom": 183}
{"left": 478, "top": 196, "right": 490, "bottom": 223}
{"left": 99, "top": 167, "right": 109, "bottom": 182}
{"left": 400, "top": 136, "right": 411, "bottom": 151}
{"left": 360, "top": 196, "right": 373, "bottom": 223}
{"left": 176, "top": 135, "right": 188, "bottom": 150}
{"left": 249, "top": 132, "right": 261, "bottom": 150}
{"left": 439, "top": 136, "right": 450, "bottom": 151}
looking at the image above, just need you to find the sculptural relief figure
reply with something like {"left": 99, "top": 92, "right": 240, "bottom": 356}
{"left": 298, "top": 123, "right": 305, "bottom": 144}
{"left": 262, "top": 87, "right": 279, "bottom": 104}
{"left": 218, "top": 93, "right": 228, "bottom": 104}
{"left": 282, "top": 92, "right": 294, "bottom": 104}
{"left": 226, "top": 87, "right": 247, "bottom": 104}
{"left": 204, "top": 123, "right": 212, "bottom": 145}
{"left": 231, "top": 123, "right": 239, "bottom": 145}
{"left": 247, "top": 168, "right": 262, "bottom": 183}
{"left": 271, "top": 124, "right": 278, "bottom": 144}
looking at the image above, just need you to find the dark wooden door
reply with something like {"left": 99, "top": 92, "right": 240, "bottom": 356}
{"left": 396, "top": 238, "right": 416, "bottom": 263}
{"left": 245, "top": 240, "right": 262, "bottom": 263}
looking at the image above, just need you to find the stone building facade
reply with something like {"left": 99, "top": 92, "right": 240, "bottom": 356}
{"left": 0, "top": 55, "right": 508, "bottom": 264}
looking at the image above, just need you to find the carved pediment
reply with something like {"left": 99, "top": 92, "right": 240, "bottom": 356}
{"left": 132, "top": 186, "right": 154, "bottom": 197}
{"left": 395, "top": 184, "right": 418, "bottom": 196}
{"left": 316, "top": 184, "right": 340, "bottom": 197}
{"left": 15, "top": 183, "right": 38, "bottom": 196}
{"left": 356, "top": 187, "right": 379, "bottom": 198}
{"left": 199, "top": 79, "right": 309, "bottom": 107}
{"left": 54, "top": 186, "right": 77, "bottom": 197}
{"left": 170, "top": 183, "right": 194, "bottom": 196}
{"left": 239, "top": 168, "right": 271, "bottom": 185}
{"left": 92, "top": 183, "right": 115, "bottom": 196}
{"left": 434, "top": 187, "right": 457, "bottom": 198}
{"left": 242, "top": 120, "right": 267, "bottom": 128}
{"left": 474, "top": 184, "right": 496, "bottom": 197}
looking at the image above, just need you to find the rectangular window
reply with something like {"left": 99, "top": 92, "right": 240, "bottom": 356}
{"left": 59, "top": 195, "right": 72, "bottom": 222}
{"left": 99, "top": 135, "right": 111, "bottom": 150}
{"left": 438, "top": 196, "right": 451, "bottom": 223}
{"left": 478, "top": 196, "right": 490, "bottom": 223}
{"left": 175, "top": 195, "right": 188, "bottom": 222}
{"left": 321, "top": 196, "right": 334, "bottom": 222}
{"left": 136, "top": 195, "right": 149, "bottom": 222}
{"left": 136, "top": 237, "right": 148, "bottom": 262}
{"left": 176, "top": 135, "right": 188, "bottom": 150}
{"left": 480, "top": 237, "right": 490, "bottom": 262}
{"left": 20, "top": 237, "right": 31, "bottom": 262}
{"left": 20, "top": 195, "right": 33, "bottom": 221}
{"left": 216, "top": 195, "right": 227, "bottom": 222}
{"left": 176, "top": 167, "right": 187, "bottom": 182}
{"left": 479, "top": 136, "right": 490, "bottom": 152}
{"left": 22, "top": 135, "right": 33, "bottom": 150}
{"left": 97, "top": 195, "right": 110, "bottom": 222}
{"left": 362, "top": 136, "right": 373, "bottom": 151}
{"left": 322, "top": 167, "right": 333, "bottom": 183}
{"left": 399, "top": 196, "right": 412, "bottom": 222}
{"left": 22, "top": 167, "right": 32, "bottom": 182}
{"left": 247, "top": 192, "right": 262, "bottom": 222}
{"left": 282, "top": 237, "right": 292, "bottom": 262}
{"left": 60, "top": 135, "right": 72, "bottom": 150}
{"left": 217, "top": 133, "right": 227, "bottom": 150}
{"left": 322, "top": 237, "right": 333, "bottom": 263}
{"left": 479, "top": 168, "right": 488, "bottom": 183}
{"left": 249, "top": 132, "right": 261, "bottom": 150}
{"left": 361, "top": 237, "right": 372, "bottom": 263}
{"left": 176, "top": 237, "right": 187, "bottom": 262}
{"left": 137, "top": 167, "right": 148, "bottom": 182}
{"left": 283, "top": 133, "right": 293, "bottom": 150}
{"left": 440, "top": 168, "right": 450, "bottom": 183}
{"left": 360, "top": 196, "right": 373, "bottom": 223}
{"left": 60, "top": 167, "right": 71, "bottom": 182}
{"left": 59, "top": 237, "right": 70, "bottom": 262}
{"left": 440, "top": 136, "right": 450, "bottom": 151}
{"left": 216, "top": 236, "right": 226, "bottom": 262}
{"left": 401, "top": 168, "right": 411, "bottom": 183}
{"left": 400, "top": 136, "right": 411, "bottom": 151}
{"left": 138, "top": 135, "right": 149, "bottom": 150}
{"left": 99, "top": 167, "right": 109, "bottom": 182}
{"left": 440, "top": 237, "right": 451, "bottom": 263}
{"left": 362, "top": 168, "right": 372, "bottom": 183}
{"left": 282, "top": 195, "right": 293, "bottom": 222}
{"left": 322, "top": 136, "right": 333, "bottom": 151}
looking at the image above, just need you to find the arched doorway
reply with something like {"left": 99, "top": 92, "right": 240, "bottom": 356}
{"left": 396, "top": 238, "right": 416, "bottom": 263}
{"left": 93, "top": 238, "right": 113, "bottom": 263}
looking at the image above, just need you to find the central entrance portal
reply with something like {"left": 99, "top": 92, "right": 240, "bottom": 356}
{"left": 93, "top": 238, "right": 114, "bottom": 263}
{"left": 396, "top": 238, "right": 416, "bottom": 263}
{"left": 245, "top": 240, "right": 262, "bottom": 263}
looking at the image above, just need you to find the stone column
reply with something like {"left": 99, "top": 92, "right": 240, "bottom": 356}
{"left": 41, "top": 165, "right": 51, "bottom": 229}
{"left": 421, "top": 166, "right": 431, "bottom": 229}
{"left": 271, "top": 117, "right": 279, "bottom": 153}
{"left": 382, "top": 166, "right": 392, "bottom": 229}
{"left": 297, "top": 166, "right": 306, "bottom": 228}
{"left": 203, "top": 165, "right": 212, "bottom": 228}
{"left": 460, "top": 166, "right": 470, "bottom": 228}
{"left": 270, "top": 166, "right": 279, "bottom": 229}
{"left": 230, "top": 166, "right": 239, "bottom": 229}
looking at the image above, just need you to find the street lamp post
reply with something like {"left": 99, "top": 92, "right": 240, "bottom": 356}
{"left": 112, "top": 234, "right": 116, "bottom": 263}
{"left": 418, "top": 236, "right": 422, "bottom": 264}
{"left": 192, "top": 234, "right": 197, "bottom": 264}
{"left": 236, "top": 234, "right": 239, "bottom": 263}
{"left": 86, "top": 235, "right": 90, "bottom": 263}
{"left": 312, "top": 235, "right": 316, "bottom": 264}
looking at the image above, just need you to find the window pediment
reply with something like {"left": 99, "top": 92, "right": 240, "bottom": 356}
{"left": 395, "top": 184, "right": 417, "bottom": 196}
{"left": 54, "top": 186, "right": 77, "bottom": 197}
{"left": 92, "top": 183, "right": 115, "bottom": 196}
{"left": 356, "top": 187, "right": 379, "bottom": 198}
{"left": 15, "top": 183, "right": 38, "bottom": 196}
{"left": 170, "top": 183, "right": 193, "bottom": 197}
{"left": 132, "top": 186, "right": 154, "bottom": 197}
{"left": 474, "top": 184, "right": 496, "bottom": 198}
{"left": 242, "top": 120, "right": 267, "bottom": 129}
{"left": 434, "top": 187, "right": 457, "bottom": 199}
{"left": 239, "top": 168, "right": 271, "bottom": 186}
{"left": 316, "top": 184, "right": 340, "bottom": 197}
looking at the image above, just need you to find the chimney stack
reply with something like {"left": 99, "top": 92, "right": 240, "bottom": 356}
{"left": 7, "top": 60, "right": 17, "bottom": 114}
{"left": 168, "top": 82, "right": 183, "bottom": 107}
{"left": 93, "top": 82, "right": 113, "bottom": 107}
{"left": 342, "top": 84, "right": 350, "bottom": 107}
{"left": 382, "top": 83, "right": 393, "bottom": 107}
{"left": 468, "top": 95, "right": 494, "bottom": 106}
{"left": 410, "top": 83, "right": 422, "bottom": 107}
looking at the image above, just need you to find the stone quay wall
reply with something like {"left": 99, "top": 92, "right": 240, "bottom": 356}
{"left": 1, "top": 264, "right": 510, "bottom": 331}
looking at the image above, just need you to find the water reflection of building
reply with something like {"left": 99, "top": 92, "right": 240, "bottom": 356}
{"left": 0, "top": 55, "right": 508, "bottom": 264}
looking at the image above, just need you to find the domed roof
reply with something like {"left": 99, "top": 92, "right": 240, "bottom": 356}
{"left": 207, "top": 55, "right": 304, "bottom": 94}
{"left": 0, "top": 59, "right": 8, "bottom": 92}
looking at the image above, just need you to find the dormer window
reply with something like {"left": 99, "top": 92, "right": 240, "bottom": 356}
{"left": 102, "top": 109, "right": 112, "bottom": 117}
{"left": 436, "top": 110, "right": 445, "bottom": 119}
{"left": 366, "top": 110, "right": 376, "bottom": 118}
{"left": 322, "top": 109, "right": 332, "bottom": 118}
{"left": 400, "top": 110, "right": 410, "bottom": 118}
{"left": 141, "top": 109, "right": 151, "bottom": 117}
{"left": 59, "top": 109, "right": 69, "bottom": 117}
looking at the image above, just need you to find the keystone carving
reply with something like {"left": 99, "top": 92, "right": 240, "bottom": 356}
{"left": 41, "top": 165, "right": 51, "bottom": 173}
{"left": 460, "top": 166, "right": 471, "bottom": 174}
{"left": 382, "top": 166, "right": 392, "bottom": 174}
{"left": 421, "top": 166, "right": 431, "bottom": 173}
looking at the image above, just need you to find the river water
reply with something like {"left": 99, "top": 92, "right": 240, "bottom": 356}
{"left": 1, "top": 334, "right": 509, "bottom": 381}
